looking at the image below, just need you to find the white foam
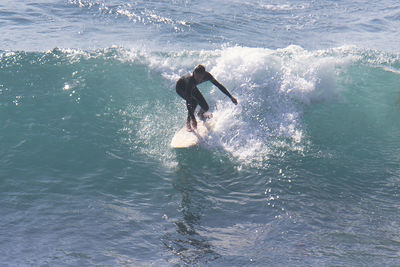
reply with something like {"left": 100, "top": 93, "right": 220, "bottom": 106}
{"left": 198, "top": 45, "right": 355, "bottom": 166}
{"left": 260, "top": 3, "right": 309, "bottom": 11}
{"left": 117, "top": 45, "right": 358, "bottom": 168}
{"left": 382, "top": 66, "right": 400, "bottom": 74}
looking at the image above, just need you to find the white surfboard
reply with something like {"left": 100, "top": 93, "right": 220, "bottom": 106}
{"left": 170, "top": 118, "right": 215, "bottom": 148}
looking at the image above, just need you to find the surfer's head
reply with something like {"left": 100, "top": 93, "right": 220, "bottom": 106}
{"left": 193, "top": 64, "right": 206, "bottom": 82}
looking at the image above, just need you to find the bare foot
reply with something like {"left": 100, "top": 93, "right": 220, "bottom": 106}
{"left": 186, "top": 121, "right": 192, "bottom": 131}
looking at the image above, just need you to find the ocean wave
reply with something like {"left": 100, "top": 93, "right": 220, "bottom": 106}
{"left": 1, "top": 45, "right": 399, "bottom": 169}
{"left": 67, "top": 0, "right": 189, "bottom": 32}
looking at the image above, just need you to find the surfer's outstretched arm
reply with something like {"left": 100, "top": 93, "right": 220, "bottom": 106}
{"left": 208, "top": 74, "right": 238, "bottom": 105}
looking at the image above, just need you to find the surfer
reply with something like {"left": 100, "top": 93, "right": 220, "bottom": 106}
{"left": 176, "top": 64, "right": 238, "bottom": 131}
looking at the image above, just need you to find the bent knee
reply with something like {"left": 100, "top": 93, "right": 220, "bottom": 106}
{"left": 201, "top": 104, "right": 209, "bottom": 112}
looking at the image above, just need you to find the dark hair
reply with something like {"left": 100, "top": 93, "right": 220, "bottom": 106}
{"left": 194, "top": 64, "right": 206, "bottom": 74}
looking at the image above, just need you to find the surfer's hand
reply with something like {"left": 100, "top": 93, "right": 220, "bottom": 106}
{"left": 231, "top": 96, "right": 238, "bottom": 105}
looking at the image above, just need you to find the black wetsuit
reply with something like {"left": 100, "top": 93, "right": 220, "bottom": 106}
{"left": 176, "top": 72, "right": 232, "bottom": 122}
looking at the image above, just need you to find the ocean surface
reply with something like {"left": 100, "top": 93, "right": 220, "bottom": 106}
{"left": 1, "top": 0, "right": 400, "bottom": 266}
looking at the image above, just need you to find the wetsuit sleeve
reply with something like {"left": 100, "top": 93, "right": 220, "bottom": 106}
{"left": 206, "top": 72, "right": 233, "bottom": 98}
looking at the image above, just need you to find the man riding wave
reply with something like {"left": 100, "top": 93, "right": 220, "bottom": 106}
{"left": 175, "top": 65, "right": 238, "bottom": 131}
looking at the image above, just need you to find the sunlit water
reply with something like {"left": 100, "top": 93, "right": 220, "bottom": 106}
{"left": 1, "top": 1, "right": 400, "bottom": 265}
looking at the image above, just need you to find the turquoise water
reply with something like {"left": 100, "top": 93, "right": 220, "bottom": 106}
{"left": 1, "top": 1, "right": 400, "bottom": 266}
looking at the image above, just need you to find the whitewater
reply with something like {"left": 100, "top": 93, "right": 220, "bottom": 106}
{"left": 1, "top": 0, "right": 400, "bottom": 266}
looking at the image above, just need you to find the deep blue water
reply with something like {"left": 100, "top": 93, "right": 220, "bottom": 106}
{"left": 1, "top": 1, "right": 400, "bottom": 266}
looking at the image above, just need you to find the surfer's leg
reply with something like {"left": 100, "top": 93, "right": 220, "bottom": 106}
{"left": 185, "top": 116, "right": 191, "bottom": 131}
{"left": 192, "top": 88, "right": 211, "bottom": 120}
{"left": 186, "top": 98, "right": 197, "bottom": 130}
{"left": 192, "top": 87, "right": 209, "bottom": 112}
{"left": 177, "top": 78, "right": 195, "bottom": 130}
